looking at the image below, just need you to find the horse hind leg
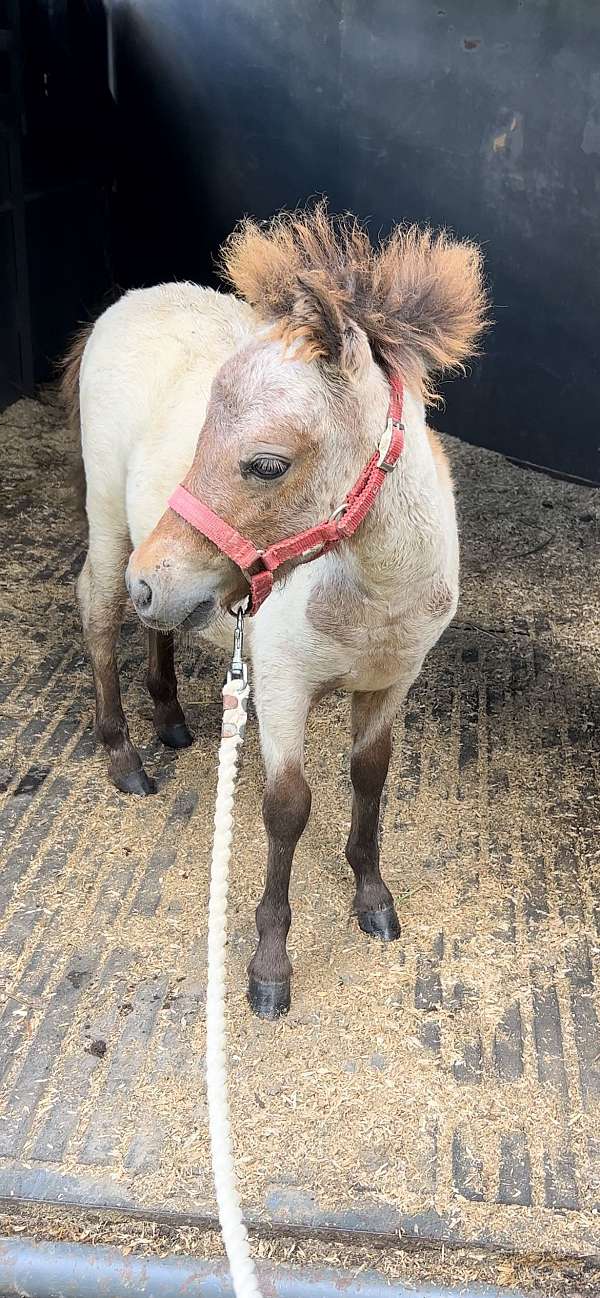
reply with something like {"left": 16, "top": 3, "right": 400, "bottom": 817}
{"left": 345, "top": 687, "right": 402, "bottom": 941}
{"left": 146, "top": 629, "right": 193, "bottom": 749}
{"left": 77, "top": 540, "right": 154, "bottom": 796}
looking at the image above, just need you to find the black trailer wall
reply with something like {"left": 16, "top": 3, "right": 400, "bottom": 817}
{"left": 0, "top": 0, "right": 113, "bottom": 408}
{"left": 4, "top": 1, "right": 600, "bottom": 483}
{"left": 113, "top": 0, "right": 600, "bottom": 483}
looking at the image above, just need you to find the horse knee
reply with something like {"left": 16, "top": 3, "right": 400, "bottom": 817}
{"left": 263, "top": 768, "right": 311, "bottom": 845}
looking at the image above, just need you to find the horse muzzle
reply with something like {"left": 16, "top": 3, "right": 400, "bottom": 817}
{"left": 125, "top": 559, "right": 219, "bottom": 632}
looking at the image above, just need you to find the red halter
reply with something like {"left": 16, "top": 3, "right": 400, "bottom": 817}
{"left": 167, "top": 376, "right": 404, "bottom": 615}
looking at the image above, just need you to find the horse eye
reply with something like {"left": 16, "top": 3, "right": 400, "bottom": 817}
{"left": 245, "top": 455, "right": 290, "bottom": 482}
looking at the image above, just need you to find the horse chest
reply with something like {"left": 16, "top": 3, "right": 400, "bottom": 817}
{"left": 304, "top": 585, "right": 420, "bottom": 692}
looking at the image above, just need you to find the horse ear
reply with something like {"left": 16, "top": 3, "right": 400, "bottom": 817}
{"left": 339, "top": 320, "right": 371, "bottom": 382}
{"left": 288, "top": 279, "right": 371, "bottom": 380}
{"left": 289, "top": 274, "right": 346, "bottom": 363}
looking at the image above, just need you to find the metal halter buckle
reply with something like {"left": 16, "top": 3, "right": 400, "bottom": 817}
{"left": 377, "top": 418, "right": 404, "bottom": 472}
{"left": 227, "top": 607, "right": 248, "bottom": 684}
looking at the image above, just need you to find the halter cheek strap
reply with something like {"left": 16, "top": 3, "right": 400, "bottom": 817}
{"left": 167, "top": 375, "right": 405, "bottom": 615}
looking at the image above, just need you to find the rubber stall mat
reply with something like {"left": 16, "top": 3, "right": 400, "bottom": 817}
{"left": 0, "top": 397, "right": 599, "bottom": 1262}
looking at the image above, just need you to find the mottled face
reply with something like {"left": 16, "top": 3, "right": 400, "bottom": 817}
{"left": 126, "top": 333, "right": 380, "bottom": 630}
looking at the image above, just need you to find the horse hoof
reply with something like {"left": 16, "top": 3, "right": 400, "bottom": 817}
{"left": 114, "top": 768, "right": 156, "bottom": 796}
{"left": 247, "top": 976, "right": 291, "bottom": 1020}
{"left": 157, "top": 721, "right": 194, "bottom": 749}
{"left": 358, "top": 905, "right": 401, "bottom": 942}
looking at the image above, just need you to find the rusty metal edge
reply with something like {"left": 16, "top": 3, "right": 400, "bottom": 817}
{"left": 0, "top": 1235, "right": 525, "bottom": 1298}
{"left": 2, "top": 1190, "right": 597, "bottom": 1265}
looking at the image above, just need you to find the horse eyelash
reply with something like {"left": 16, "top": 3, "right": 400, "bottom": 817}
{"left": 240, "top": 456, "right": 290, "bottom": 481}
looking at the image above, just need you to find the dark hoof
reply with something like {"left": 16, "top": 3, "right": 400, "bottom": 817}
{"left": 113, "top": 767, "right": 156, "bottom": 796}
{"left": 157, "top": 721, "right": 194, "bottom": 749}
{"left": 247, "top": 976, "right": 291, "bottom": 1020}
{"left": 357, "top": 905, "right": 401, "bottom": 942}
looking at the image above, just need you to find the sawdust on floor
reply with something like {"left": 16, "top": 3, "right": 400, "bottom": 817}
{"left": 0, "top": 392, "right": 599, "bottom": 1271}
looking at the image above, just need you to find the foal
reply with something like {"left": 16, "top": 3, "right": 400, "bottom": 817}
{"left": 65, "top": 207, "right": 487, "bottom": 1017}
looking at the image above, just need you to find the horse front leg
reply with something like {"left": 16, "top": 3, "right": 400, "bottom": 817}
{"left": 346, "top": 687, "right": 403, "bottom": 941}
{"left": 77, "top": 543, "right": 153, "bottom": 796}
{"left": 248, "top": 679, "right": 311, "bottom": 1020}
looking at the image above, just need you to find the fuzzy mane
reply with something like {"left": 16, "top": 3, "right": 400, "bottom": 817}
{"left": 219, "top": 202, "right": 489, "bottom": 401}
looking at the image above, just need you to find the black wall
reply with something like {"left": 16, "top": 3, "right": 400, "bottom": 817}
{"left": 113, "top": 0, "right": 600, "bottom": 483}
{"left": 0, "top": 0, "right": 113, "bottom": 407}
{"left": 3, "top": 1, "right": 599, "bottom": 483}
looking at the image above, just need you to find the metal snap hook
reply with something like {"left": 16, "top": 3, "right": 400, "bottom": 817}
{"left": 227, "top": 606, "right": 247, "bottom": 684}
{"left": 227, "top": 595, "right": 251, "bottom": 617}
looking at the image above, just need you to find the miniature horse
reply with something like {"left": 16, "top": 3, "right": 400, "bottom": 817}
{"left": 63, "top": 206, "right": 487, "bottom": 1018}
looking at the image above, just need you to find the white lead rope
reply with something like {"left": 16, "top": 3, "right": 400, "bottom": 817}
{"left": 205, "top": 611, "right": 263, "bottom": 1298}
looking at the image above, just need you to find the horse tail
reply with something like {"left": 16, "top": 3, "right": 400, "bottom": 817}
{"left": 59, "top": 323, "right": 94, "bottom": 527}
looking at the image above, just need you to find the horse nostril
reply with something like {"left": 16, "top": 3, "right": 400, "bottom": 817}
{"left": 133, "top": 578, "right": 152, "bottom": 611}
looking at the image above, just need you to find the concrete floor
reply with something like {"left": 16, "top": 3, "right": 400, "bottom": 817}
{"left": 0, "top": 395, "right": 599, "bottom": 1278}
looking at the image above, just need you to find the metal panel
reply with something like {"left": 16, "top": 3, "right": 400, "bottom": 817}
{"left": 0, "top": 0, "right": 114, "bottom": 410}
{"left": 113, "top": 0, "right": 600, "bottom": 482}
{"left": 0, "top": 1236, "right": 525, "bottom": 1298}
{"left": 0, "top": 0, "right": 33, "bottom": 404}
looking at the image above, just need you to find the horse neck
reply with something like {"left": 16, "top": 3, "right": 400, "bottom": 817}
{"left": 336, "top": 389, "right": 446, "bottom": 605}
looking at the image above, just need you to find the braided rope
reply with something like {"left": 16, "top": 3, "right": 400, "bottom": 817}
{"left": 206, "top": 675, "right": 263, "bottom": 1298}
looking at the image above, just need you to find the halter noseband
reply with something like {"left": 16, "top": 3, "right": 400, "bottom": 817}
{"left": 167, "top": 376, "right": 405, "bottom": 615}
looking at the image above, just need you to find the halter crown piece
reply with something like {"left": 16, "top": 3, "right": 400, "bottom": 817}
{"left": 167, "top": 375, "right": 405, "bottom": 615}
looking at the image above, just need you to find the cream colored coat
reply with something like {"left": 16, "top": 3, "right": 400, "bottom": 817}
{"left": 79, "top": 282, "right": 458, "bottom": 777}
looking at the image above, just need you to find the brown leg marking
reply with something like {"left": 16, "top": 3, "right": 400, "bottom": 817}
{"left": 78, "top": 554, "right": 154, "bottom": 796}
{"left": 247, "top": 766, "right": 312, "bottom": 1019}
{"left": 345, "top": 690, "right": 400, "bottom": 941}
{"left": 147, "top": 630, "right": 193, "bottom": 749}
